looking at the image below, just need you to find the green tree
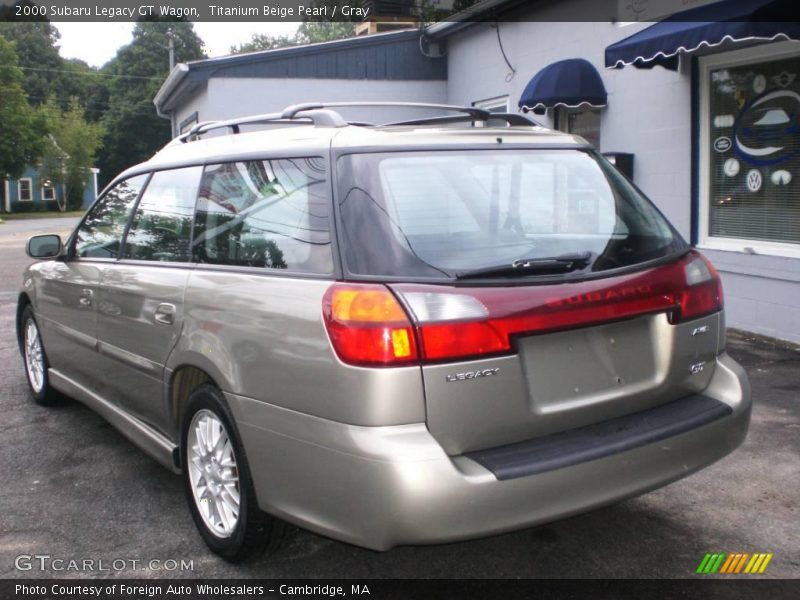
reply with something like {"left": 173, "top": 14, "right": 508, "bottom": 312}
{"left": 230, "top": 21, "right": 357, "bottom": 54}
{"left": 99, "top": 20, "right": 205, "bottom": 185}
{"left": 297, "top": 21, "right": 356, "bottom": 44}
{"left": 0, "top": 21, "right": 62, "bottom": 106}
{"left": 0, "top": 21, "right": 105, "bottom": 113}
{"left": 38, "top": 97, "right": 105, "bottom": 210}
{"left": 230, "top": 32, "right": 299, "bottom": 54}
{"left": 0, "top": 37, "right": 48, "bottom": 186}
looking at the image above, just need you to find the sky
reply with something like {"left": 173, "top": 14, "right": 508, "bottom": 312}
{"left": 55, "top": 22, "right": 301, "bottom": 67}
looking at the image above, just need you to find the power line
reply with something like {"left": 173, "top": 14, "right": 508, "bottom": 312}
{"left": 0, "top": 91, "right": 168, "bottom": 117}
{"left": 1, "top": 63, "right": 166, "bottom": 80}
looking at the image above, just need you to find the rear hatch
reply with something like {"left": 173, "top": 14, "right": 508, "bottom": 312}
{"left": 333, "top": 146, "right": 724, "bottom": 455}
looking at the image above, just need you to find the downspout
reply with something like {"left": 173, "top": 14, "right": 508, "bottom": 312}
{"left": 154, "top": 63, "right": 190, "bottom": 138}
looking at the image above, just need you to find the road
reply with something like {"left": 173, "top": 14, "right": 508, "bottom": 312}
{"left": 1, "top": 216, "right": 798, "bottom": 581}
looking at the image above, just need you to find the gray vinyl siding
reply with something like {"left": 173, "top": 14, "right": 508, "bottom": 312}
{"left": 173, "top": 78, "right": 448, "bottom": 131}
{"left": 209, "top": 36, "right": 445, "bottom": 81}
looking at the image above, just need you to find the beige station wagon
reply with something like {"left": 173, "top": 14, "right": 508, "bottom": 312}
{"left": 18, "top": 103, "right": 750, "bottom": 560}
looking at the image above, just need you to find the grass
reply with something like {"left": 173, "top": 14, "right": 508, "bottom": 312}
{"left": 0, "top": 210, "right": 84, "bottom": 222}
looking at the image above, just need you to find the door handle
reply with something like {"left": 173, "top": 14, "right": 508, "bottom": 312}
{"left": 79, "top": 289, "right": 93, "bottom": 307}
{"left": 154, "top": 303, "right": 176, "bottom": 325}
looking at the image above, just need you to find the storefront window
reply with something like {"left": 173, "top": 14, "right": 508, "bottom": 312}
{"left": 706, "top": 52, "right": 800, "bottom": 247}
{"left": 557, "top": 107, "right": 601, "bottom": 149}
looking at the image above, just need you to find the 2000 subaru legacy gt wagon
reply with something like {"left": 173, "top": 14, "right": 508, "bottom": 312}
{"left": 18, "top": 102, "right": 750, "bottom": 560}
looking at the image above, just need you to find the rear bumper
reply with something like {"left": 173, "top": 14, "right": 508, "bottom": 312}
{"left": 227, "top": 352, "right": 750, "bottom": 551}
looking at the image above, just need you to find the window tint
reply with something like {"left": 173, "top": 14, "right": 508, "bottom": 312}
{"left": 74, "top": 175, "right": 147, "bottom": 258}
{"left": 338, "top": 150, "right": 681, "bottom": 278}
{"left": 123, "top": 167, "right": 201, "bottom": 262}
{"left": 193, "top": 158, "right": 332, "bottom": 274}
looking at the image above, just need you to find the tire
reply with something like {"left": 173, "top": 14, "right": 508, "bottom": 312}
{"left": 181, "top": 383, "right": 283, "bottom": 561}
{"left": 20, "top": 305, "right": 60, "bottom": 406}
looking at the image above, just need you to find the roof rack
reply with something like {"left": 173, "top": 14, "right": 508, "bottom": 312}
{"left": 281, "top": 102, "right": 539, "bottom": 127}
{"left": 381, "top": 112, "right": 535, "bottom": 128}
{"left": 177, "top": 102, "right": 539, "bottom": 143}
{"left": 178, "top": 109, "right": 348, "bottom": 142}
{"left": 280, "top": 101, "right": 491, "bottom": 120}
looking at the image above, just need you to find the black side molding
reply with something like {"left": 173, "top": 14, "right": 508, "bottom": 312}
{"left": 465, "top": 395, "right": 733, "bottom": 481}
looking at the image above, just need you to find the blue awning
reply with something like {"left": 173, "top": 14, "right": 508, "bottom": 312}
{"left": 518, "top": 58, "right": 607, "bottom": 112}
{"left": 605, "top": 0, "right": 800, "bottom": 70}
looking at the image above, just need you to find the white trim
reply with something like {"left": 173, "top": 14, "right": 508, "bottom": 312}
{"left": 17, "top": 178, "right": 32, "bottom": 202}
{"left": 698, "top": 41, "right": 800, "bottom": 258}
{"left": 3, "top": 179, "right": 10, "bottom": 212}
{"left": 41, "top": 185, "right": 56, "bottom": 201}
{"left": 697, "top": 240, "right": 800, "bottom": 260}
{"left": 609, "top": 32, "right": 798, "bottom": 69}
{"left": 521, "top": 101, "right": 607, "bottom": 112}
{"left": 91, "top": 168, "right": 99, "bottom": 204}
{"left": 472, "top": 95, "right": 510, "bottom": 113}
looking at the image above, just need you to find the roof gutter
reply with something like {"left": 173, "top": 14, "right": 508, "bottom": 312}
{"left": 425, "top": 0, "right": 531, "bottom": 40}
{"left": 153, "top": 63, "right": 190, "bottom": 120}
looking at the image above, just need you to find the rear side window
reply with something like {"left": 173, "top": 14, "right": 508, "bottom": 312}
{"left": 123, "top": 167, "right": 201, "bottom": 262}
{"left": 193, "top": 158, "right": 332, "bottom": 274}
{"left": 74, "top": 175, "right": 147, "bottom": 258}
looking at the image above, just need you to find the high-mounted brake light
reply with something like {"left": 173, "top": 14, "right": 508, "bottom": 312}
{"left": 322, "top": 284, "right": 418, "bottom": 366}
{"left": 323, "top": 252, "right": 723, "bottom": 366}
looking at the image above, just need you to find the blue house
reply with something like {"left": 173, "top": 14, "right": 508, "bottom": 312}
{"left": 2, "top": 165, "right": 99, "bottom": 214}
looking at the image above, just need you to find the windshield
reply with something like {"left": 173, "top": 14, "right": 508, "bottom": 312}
{"left": 337, "top": 149, "right": 685, "bottom": 280}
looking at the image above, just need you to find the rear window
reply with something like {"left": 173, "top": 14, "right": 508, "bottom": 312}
{"left": 337, "top": 149, "right": 685, "bottom": 279}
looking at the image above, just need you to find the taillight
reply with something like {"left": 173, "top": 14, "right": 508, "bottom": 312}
{"left": 322, "top": 283, "right": 418, "bottom": 366}
{"left": 323, "top": 251, "right": 723, "bottom": 366}
{"left": 672, "top": 253, "right": 724, "bottom": 323}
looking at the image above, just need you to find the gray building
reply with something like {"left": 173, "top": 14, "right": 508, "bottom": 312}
{"left": 153, "top": 29, "right": 447, "bottom": 133}
{"left": 154, "top": 0, "right": 800, "bottom": 344}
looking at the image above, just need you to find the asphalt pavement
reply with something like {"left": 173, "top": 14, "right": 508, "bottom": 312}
{"left": 0, "top": 216, "right": 798, "bottom": 581}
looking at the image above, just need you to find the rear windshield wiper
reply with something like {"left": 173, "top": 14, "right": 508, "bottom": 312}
{"left": 454, "top": 252, "right": 592, "bottom": 280}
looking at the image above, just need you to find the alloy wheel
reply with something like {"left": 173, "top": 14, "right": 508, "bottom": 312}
{"left": 187, "top": 409, "right": 241, "bottom": 538}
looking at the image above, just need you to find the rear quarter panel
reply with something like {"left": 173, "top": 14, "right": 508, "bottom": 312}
{"left": 169, "top": 269, "right": 426, "bottom": 427}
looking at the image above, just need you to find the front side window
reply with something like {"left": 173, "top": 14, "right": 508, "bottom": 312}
{"left": 74, "top": 175, "right": 147, "bottom": 258}
{"left": 338, "top": 149, "right": 682, "bottom": 279}
{"left": 193, "top": 158, "right": 332, "bottom": 274}
{"left": 705, "top": 51, "right": 800, "bottom": 248}
{"left": 123, "top": 167, "right": 201, "bottom": 262}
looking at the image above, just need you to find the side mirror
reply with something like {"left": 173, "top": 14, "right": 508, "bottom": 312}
{"left": 26, "top": 234, "right": 63, "bottom": 259}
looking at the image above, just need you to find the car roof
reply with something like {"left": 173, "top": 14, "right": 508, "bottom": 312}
{"left": 114, "top": 122, "right": 589, "bottom": 184}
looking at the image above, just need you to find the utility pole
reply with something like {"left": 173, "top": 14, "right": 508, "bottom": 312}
{"left": 166, "top": 28, "right": 176, "bottom": 70}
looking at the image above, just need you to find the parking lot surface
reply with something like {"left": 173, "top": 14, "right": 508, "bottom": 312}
{"left": 1, "top": 217, "right": 798, "bottom": 580}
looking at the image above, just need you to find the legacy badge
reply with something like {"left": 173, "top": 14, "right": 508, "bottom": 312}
{"left": 446, "top": 368, "right": 500, "bottom": 383}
